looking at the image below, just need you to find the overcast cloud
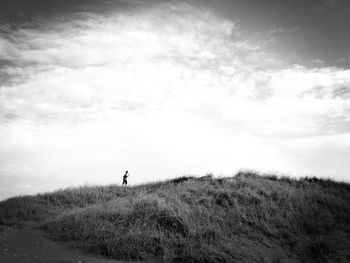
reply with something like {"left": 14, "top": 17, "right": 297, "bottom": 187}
{"left": 1, "top": 0, "right": 350, "bottom": 200}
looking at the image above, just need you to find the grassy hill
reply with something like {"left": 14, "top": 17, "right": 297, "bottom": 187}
{"left": 1, "top": 171, "right": 350, "bottom": 263}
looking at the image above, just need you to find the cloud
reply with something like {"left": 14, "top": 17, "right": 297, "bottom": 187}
{"left": 1, "top": 1, "right": 350, "bottom": 199}
{"left": 332, "top": 86, "right": 350, "bottom": 99}
{"left": 2, "top": 2, "right": 349, "bottom": 136}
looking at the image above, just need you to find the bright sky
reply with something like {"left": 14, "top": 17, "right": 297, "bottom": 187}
{"left": 1, "top": 0, "right": 350, "bottom": 200}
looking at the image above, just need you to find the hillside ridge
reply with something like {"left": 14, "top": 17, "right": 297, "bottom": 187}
{"left": 1, "top": 171, "right": 350, "bottom": 263}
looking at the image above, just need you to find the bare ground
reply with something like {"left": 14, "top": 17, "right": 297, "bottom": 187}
{"left": 0, "top": 223, "right": 129, "bottom": 263}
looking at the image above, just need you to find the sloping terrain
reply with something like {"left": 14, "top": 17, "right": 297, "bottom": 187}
{"left": 1, "top": 172, "right": 350, "bottom": 263}
{"left": 0, "top": 221, "right": 125, "bottom": 263}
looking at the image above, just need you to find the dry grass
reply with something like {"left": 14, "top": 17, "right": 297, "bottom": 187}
{"left": 1, "top": 171, "right": 350, "bottom": 262}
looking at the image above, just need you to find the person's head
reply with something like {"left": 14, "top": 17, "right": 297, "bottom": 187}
{"left": 126, "top": 170, "right": 128, "bottom": 174}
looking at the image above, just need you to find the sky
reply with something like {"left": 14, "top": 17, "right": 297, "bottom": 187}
{"left": 1, "top": 0, "right": 350, "bottom": 200}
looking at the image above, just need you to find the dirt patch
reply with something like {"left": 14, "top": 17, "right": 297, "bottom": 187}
{"left": 0, "top": 222, "right": 132, "bottom": 263}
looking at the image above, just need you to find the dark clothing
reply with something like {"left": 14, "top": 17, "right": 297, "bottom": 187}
{"left": 122, "top": 174, "right": 128, "bottom": 186}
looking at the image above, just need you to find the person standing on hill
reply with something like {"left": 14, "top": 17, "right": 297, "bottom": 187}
{"left": 122, "top": 171, "right": 129, "bottom": 186}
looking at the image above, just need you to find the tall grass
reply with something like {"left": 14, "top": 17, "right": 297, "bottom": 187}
{"left": 0, "top": 184, "right": 126, "bottom": 225}
{"left": 1, "top": 172, "right": 350, "bottom": 262}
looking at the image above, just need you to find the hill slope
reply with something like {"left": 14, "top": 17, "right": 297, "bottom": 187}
{"left": 1, "top": 172, "right": 350, "bottom": 263}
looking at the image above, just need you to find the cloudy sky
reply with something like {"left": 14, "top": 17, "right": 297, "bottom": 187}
{"left": 1, "top": 0, "right": 350, "bottom": 200}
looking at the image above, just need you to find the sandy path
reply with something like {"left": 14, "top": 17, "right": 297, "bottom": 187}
{"left": 0, "top": 223, "right": 129, "bottom": 263}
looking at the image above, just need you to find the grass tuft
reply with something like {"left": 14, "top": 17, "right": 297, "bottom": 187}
{"left": 1, "top": 171, "right": 350, "bottom": 262}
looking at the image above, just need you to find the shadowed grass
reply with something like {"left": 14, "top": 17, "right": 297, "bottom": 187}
{"left": 1, "top": 171, "right": 350, "bottom": 262}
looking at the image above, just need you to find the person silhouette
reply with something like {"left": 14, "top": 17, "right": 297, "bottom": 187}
{"left": 122, "top": 171, "right": 129, "bottom": 186}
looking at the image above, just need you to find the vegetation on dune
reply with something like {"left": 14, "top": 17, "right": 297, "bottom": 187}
{"left": 1, "top": 171, "right": 350, "bottom": 262}
{"left": 0, "top": 185, "right": 127, "bottom": 225}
